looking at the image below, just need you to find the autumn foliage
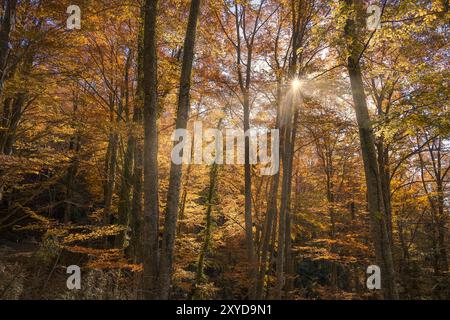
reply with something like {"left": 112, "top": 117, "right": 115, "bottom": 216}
{"left": 0, "top": 0, "right": 449, "bottom": 300}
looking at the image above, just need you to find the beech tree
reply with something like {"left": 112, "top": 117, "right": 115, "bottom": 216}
{"left": 0, "top": 0, "right": 448, "bottom": 301}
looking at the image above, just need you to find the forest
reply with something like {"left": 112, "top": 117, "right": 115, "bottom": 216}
{"left": 0, "top": 0, "right": 448, "bottom": 300}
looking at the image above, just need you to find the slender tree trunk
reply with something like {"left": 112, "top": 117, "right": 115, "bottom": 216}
{"left": 230, "top": 2, "right": 267, "bottom": 297}
{"left": 178, "top": 137, "right": 195, "bottom": 235}
{"left": 2, "top": 92, "right": 24, "bottom": 155}
{"left": 266, "top": 196, "right": 278, "bottom": 299}
{"left": 417, "top": 141, "right": 441, "bottom": 275}
{"left": 142, "top": 0, "right": 160, "bottom": 300}
{"left": 116, "top": 51, "right": 134, "bottom": 249}
{"left": 435, "top": 139, "right": 448, "bottom": 272}
{"left": 257, "top": 171, "right": 280, "bottom": 298}
{"left": 327, "top": 155, "right": 338, "bottom": 291}
{"left": 116, "top": 133, "right": 134, "bottom": 248}
{"left": 64, "top": 98, "right": 81, "bottom": 224}
{"left": 0, "top": 47, "right": 33, "bottom": 155}
{"left": 418, "top": 136, "right": 449, "bottom": 274}
{"left": 284, "top": 106, "right": 299, "bottom": 298}
{"left": 343, "top": 0, "right": 398, "bottom": 299}
{"left": 397, "top": 218, "right": 410, "bottom": 274}
{"left": 0, "top": 0, "right": 17, "bottom": 96}
{"left": 103, "top": 97, "right": 119, "bottom": 225}
{"left": 0, "top": 98, "right": 11, "bottom": 154}
{"left": 436, "top": 184, "right": 448, "bottom": 272}
{"left": 158, "top": 0, "right": 201, "bottom": 299}
{"left": 376, "top": 140, "right": 393, "bottom": 246}
{"left": 130, "top": 16, "right": 145, "bottom": 299}
{"left": 347, "top": 60, "right": 398, "bottom": 300}
{"left": 64, "top": 135, "right": 81, "bottom": 224}
{"left": 243, "top": 92, "right": 257, "bottom": 299}
{"left": 193, "top": 140, "right": 220, "bottom": 299}
{"left": 131, "top": 117, "right": 143, "bottom": 299}
{"left": 255, "top": 81, "right": 281, "bottom": 296}
{"left": 275, "top": 89, "right": 295, "bottom": 299}
{"left": 129, "top": 4, "right": 145, "bottom": 263}
{"left": 274, "top": 1, "right": 301, "bottom": 297}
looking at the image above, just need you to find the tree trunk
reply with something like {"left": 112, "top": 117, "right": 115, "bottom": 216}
{"left": 103, "top": 96, "right": 119, "bottom": 225}
{"left": 158, "top": 0, "right": 201, "bottom": 299}
{"left": 64, "top": 98, "right": 81, "bottom": 224}
{"left": 0, "top": 98, "right": 11, "bottom": 154}
{"left": 376, "top": 138, "right": 393, "bottom": 246}
{"left": 274, "top": 0, "right": 302, "bottom": 297}
{"left": 116, "top": 133, "right": 134, "bottom": 248}
{"left": 193, "top": 140, "right": 219, "bottom": 299}
{"left": 434, "top": 138, "right": 448, "bottom": 272}
{"left": 129, "top": 6, "right": 145, "bottom": 260}
{"left": 243, "top": 92, "right": 257, "bottom": 298}
{"left": 1, "top": 93, "right": 25, "bottom": 155}
{"left": 116, "top": 50, "right": 134, "bottom": 249}
{"left": 343, "top": 0, "right": 398, "bottom": 299}
{"left": 178, "top": 137, "right": 195, "bottom": 235}
{"left": 284, "top": 106, "right": 299, "bottom": 298}
{"left": 142, "top": 0, "right": 160, "bottom": 300}
{"left": 256, "top": 80, "right": 282, "bottom": 300}
{"left": 275, "top": 88, "right": 295, "bottom": 299}
{"left": 0, "top": 0, "right": 17, "bottom": 96}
